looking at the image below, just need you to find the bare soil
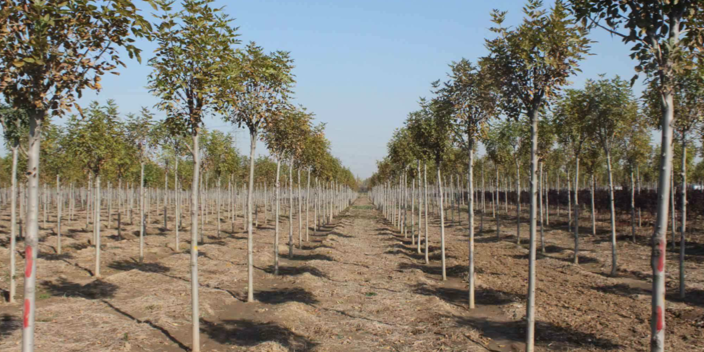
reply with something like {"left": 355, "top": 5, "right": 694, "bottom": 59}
{"left": 0, "top": 195, "right": 702, "bottom": 351}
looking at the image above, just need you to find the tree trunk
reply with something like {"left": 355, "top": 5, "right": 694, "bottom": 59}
{"left": 424, "top": 163, "right": 429, "bottom": 264}
{"left": 21, "top": 111, "right": 43, "bottom": 352}
{"left": 573, "top": 157, "right": 580, "bottom": 264}
{"left": 679, "top": 132, "right": 687, "bottom": 299}
{"left": 56, "top": 175, "right": 62, "bottom": 255}
{"left": 139, "top": 162, "right": 145, "bottom": 262}
{"left": 515, "top": 160, "right": 521, "bottom": 245}
{"left": 190, "top": 132, "right": 201, "bottom": 352}
{"left": 275, "top": 159, "right": 281, "bottom": 275}
{"left": 631, "top": 171, "right": 636, "bottom": 243}
{"left": 539, "top": 162, "right": 545, "bottom": 253}
{"left": 606, "top": 150, "right": 618, "bottom": 276}
{"left": 650, "top": 91, "right": 675, "bottom": 352}
{"left": 94, "top": 174, "right": 102, "bottom": 277}
{"left": 467, "top": 138, "right": 475, "bottom": 309}
{"left": 306, "top": 168, "right": 311, "bottom": 242}
{"left": 9, "top": 145, "right": 18, "bottom": 303}
{"left": 590, "top": 174, "right": 596, "bottom": 236}
{"left": 297, "top": 168, "right": 302, "bottom": 247}
{"left": 417, "top": 161, "right": 422, "bottom": 254}
{"left": 437, "top": 163, "right": 446, "bottom": 280}
{"left": 525, "top": 106, "right": 539, "bottom": 352}
{"left": 246, "top": 130, "right": 257, "bottom": 303}
{"left": 288, "top": 160, "right": 294, "bottom": 259}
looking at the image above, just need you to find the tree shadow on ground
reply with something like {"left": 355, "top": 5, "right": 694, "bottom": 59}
{"left": 327, "top": 231, "right": 353, "bottom": 239}
{"left": 41, "top": 278, "right": 118, "bottom": 299}
{"left": 264, "top": 265, "right": 329, "bottom": 279}
{"left": 201, "top": 319, "right": 316, "bottom": 351}
{"left": 108, "top": 259, "right": 171, "bottom": 273}
{"left": 397, "top": 262, "right": 466, "bottom": 278}
{"left": 288, "top": 253, "right": 334, "bottom": 262}
{"left": 0, "top": 314, "right": 19, "bottom": 341}
{"left": 449, "top": 315, "right": 622, "bottom": 350}
{"left": 255, "top": 287, "right": 318, "bottom": 305}
{"left": 39, "top": 252, "right": 74, "bottom": 261}
{"left": 101, "top": 300, "right": 190, "bottom": 351}
{"left": 412, "top": 283, "right": 520, "bottom": 308}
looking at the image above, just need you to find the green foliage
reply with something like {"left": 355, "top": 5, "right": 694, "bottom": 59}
{"left": 0, "top": 0, "right": 156, "bottom": 117}
{"left": 64, "top": 100, "right": 124, "bottom": 175}
{"left": 148, "top": 0, "right": 239, "bottom": 137}
{"left": 485, "top": 0, "right": 590, "bottom": 118}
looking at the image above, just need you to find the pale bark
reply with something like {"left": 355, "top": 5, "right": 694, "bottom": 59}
{"left": 139, "top": 162, "right": 145, "bottom": 262}
{"left": 679, "top": 133, "right": 687, "bottom": 299}
{"left": 467, "top": 139, "right": 475, "bottom": 309}
{"left": 606, "top": 151, "right": 618, "bottom": 276}
{"left": 190, "top": 132, "right": 201, "bottom": 352}
{"left": 246, "top": 131, "right": 257, "bottom": 302}
{"left": 437, "top": 165, "right": 446, "bottom": 280}
{"left": 275, "top": 159, "right": 281, "bottom": 275}
{"left": 9, "top": 145, "right": 18, "bottom": 303}
{"left": 94, "top": 174, "right": 102, "bottom": 277}
{"left": 525, "top": 107, "right": 539, "bottom": 352}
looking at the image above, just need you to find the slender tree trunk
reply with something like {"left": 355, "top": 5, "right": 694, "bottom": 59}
{"left": 604, "top": 150, "right": 618, "bottom": 276}
{"left": 539, "top": 162, "right": 545, "bottom": 253}
{"left": 246, "top": 130, "right": 257, "bottom": 303}
{"left": 306, "top": 168, "right": 311, "bottom": 241}
{"left": 288, "top": 160, "right": 294, "bottom": 259}
{"left": 189, "top": 132, "right": 201, "bottom": 352}
{"left": 590, "top": 174, "right": 596, "bottom": 236}
{"left": 650, "top": 91, "right": 675, "bottom": 352}
{"left": 275, "top": 159, "right": 281, "bottom": 275}
{"left": 679, "top": 133, "right": 687, "bottom": 299}
{"left": 297, "top": 168, "right": 302, "bottom": 247}
{"left": 424, "top": 163, "right": 429, "bottom": 264}
{"left": 175, "top": 156, "right": 180, "bottom": 251}
{"left": 21, "top": 111, "right": 43, "bottom": 352}
{"left": 515, "top": 160, "right": 521, "bottom": 245}
{"left": 573, "top": 157, "right": 580, "bottom": 264}
{"left": 56, "top": 175, "right": 62, "bottom": 254}
{"left": 139, "top": 162, "right": 145, "bottom": 262}
{"left": 437, "top": 163, "right": 446, "bottom": 280}
{"left": 631, "top": 171, "right": 636, "bottom": 243}
{"left": 525, "top": 107, "right": 539, "bottom": 352}
{"left": 417, "top": 161, "right": 422, "bottom": 254}
{"left": 9, "top": 145, "right": 18, "bottom": 303}
{"left": 94, "top": 174, "right": 101, "bottom": 277}
{"left": 467, "top": 138, "right": 475, "bottom": 309}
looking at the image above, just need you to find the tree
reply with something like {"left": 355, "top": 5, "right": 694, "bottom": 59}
{"left": 407, "top": 90, "right": 454, "bottom": 280}
{"left": 0, "top": 2, "right": 154, "bottom": 348}
{"left": 586, "top": 76, "right": 638, "bottom": 277}
{"left": 124, "top": 108, "right": 156, "bottom": 261}
{"left": 484, "top": 1, "right": 590, "bottom": 349}
{"left": 0, "top": 105, "right": 27, "bottom": 304}
{"left": 569, "top": 2, "right": 704, "bottom": 349}
{"left": 225, "top": 42, "right": 294, "bottom": 303}
{"left": 65, "top": 101, "right": 123, "bottom": 278}
{"left": 264, "top": 106, "right": 313, "bottom": 275}
{"left": 446, "top": 59, "right": 498, "bottom": 308}
{"left": 644, "top": 66, "right": 704, "bottom": 299}
{"left": 553, "top": 88, "right": 592, "bottom": 263}
{"left": 148, "top": 1, "right": 238, "bottom": 349}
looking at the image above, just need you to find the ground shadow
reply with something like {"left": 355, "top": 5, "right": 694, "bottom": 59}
{"left": 0, "top": 314, "right": 20, "bottom": 341}
{"left": 327, "top": 231, "right": 353, "bottom": 239}
{"left": 450, "top": 315, "right": 622, "bottom": 350}
{"left": 39, "top": 252, "right": 74, "bottom": 261}
{"left": 398, "top": 262, "right": 466, "bottom": 278}
{"left": 108, "top": 259, "right": 171, "bottom": 273}
{"left": 201, "top": 319, "right": 316, "bottom": 351}
{"left": 42, "top": 278, "right": 118, "bottom": 299}
{"left": 255, "top": 287, "right": 318, "bottom": 305}
{"left": 288, "top": 253, "right": 334, "bottom": 262}
{"left": 101, "top": 300, "right": 190, "bottom": 351}
{"left": 265, "top": 265, "right": 329, "bottom": 279}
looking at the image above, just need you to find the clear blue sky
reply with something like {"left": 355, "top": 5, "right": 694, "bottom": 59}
{"left": 75, "top": 0, "right": 643, "bottom": 179}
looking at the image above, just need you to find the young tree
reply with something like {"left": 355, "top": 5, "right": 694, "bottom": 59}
{"left": 124, "top": 108, "right": 156, "bottom": 261}
{"left": 446, "top": 59, "right": 498, "bottom": 308}
{"left": 66, "top": 101, "right": 124, "bottom": 278}
{"left": 553, "top": 88, "right": 592, "bottom": 263}
{"left": 644, "top": 66, "right": 704, "bottom": 299}
{"left": 225, "top": 42, "right": 294, "bottom": 303}
{"left": 148, "top": 1, "right": 238, "bottom": 350}
{"left": 587, "top": 76, "right": 639, "bottom": 277}
{"left": 484, "top": 1, "right": 590, "bottom": 349}
{"left": 0, "top": 105, "right": 27, "bottom": 304}
{"left": 0, "top": 2, "right": 154, "bottom": 348}
{"left": 263, "top": 107, "right": 313, "bottom": 274}
{"left": 407, "top": 91, "right": 454, "bottom": 280}
{"left": 570, "top": 2, "right": 704, "bottom": 349}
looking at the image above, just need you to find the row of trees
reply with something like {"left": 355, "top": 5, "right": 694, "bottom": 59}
{"left": 370, "top": 1, "right": 703, "bottom": 350}
{"left": 0, "top": 1, "right": 357, "bottom": 351}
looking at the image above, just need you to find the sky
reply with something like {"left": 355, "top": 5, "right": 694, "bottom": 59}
{"left": 73, "top": 0, "right": 644, "bottom": 179}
